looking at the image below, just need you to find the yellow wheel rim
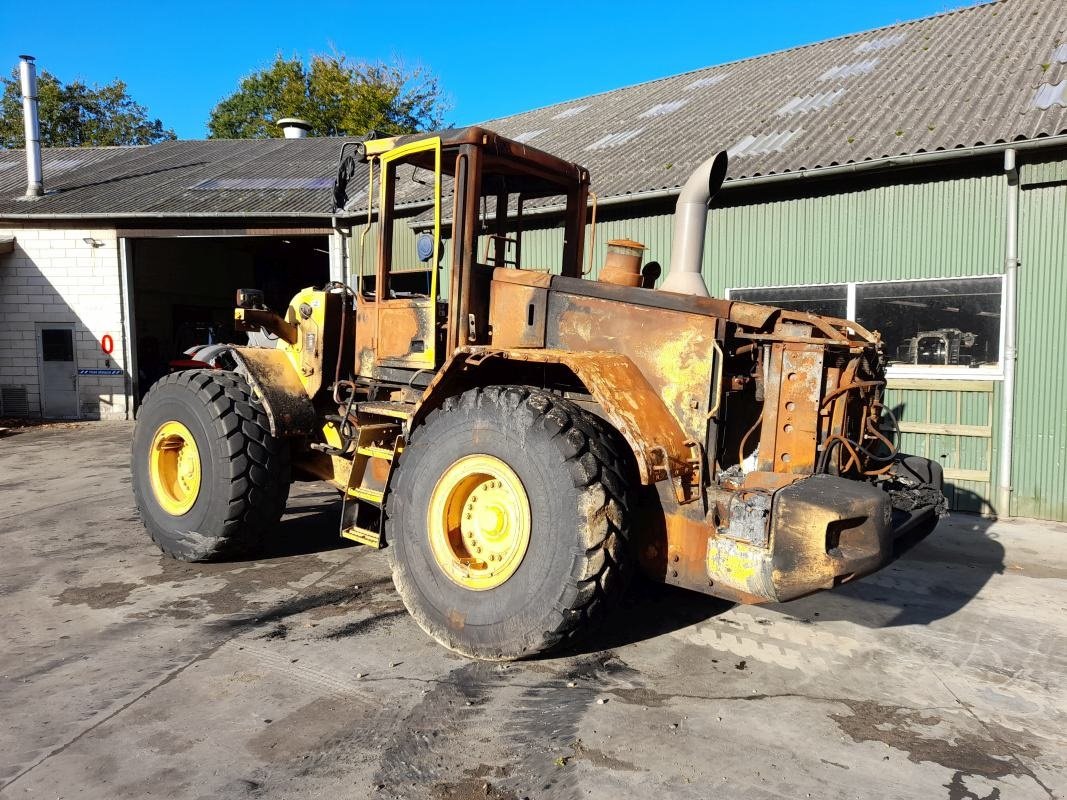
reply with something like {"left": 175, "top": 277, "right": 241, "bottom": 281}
{"left": 427, "top": 454, "right": 531, "bottom": 591}
{"left": 148, "top": 420, "right": 201, "bottom": 516}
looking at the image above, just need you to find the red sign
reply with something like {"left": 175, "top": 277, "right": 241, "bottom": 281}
{"left": 101, "top": 334, "right": 114, "bottom": 355}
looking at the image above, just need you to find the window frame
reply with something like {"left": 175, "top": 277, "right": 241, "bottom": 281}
{"left": 725, "top": 273, "right": 1006, "bottom": 380}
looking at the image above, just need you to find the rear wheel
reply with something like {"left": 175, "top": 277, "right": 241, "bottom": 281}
{"left": 386, "top": 386, "right": 634, "bottom": 660}
{"left": 131, "top": 369, "right": 290, "bottom": 561}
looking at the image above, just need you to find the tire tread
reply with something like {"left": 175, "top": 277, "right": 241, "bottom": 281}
{"left": 135, "top": 369, "right": 290, "bottom": 561}
{"left": 389, "top": 384, "right": 634, "bottom": 659}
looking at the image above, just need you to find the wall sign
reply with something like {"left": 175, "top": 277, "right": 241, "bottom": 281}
{"left": 78, "top": 368, "right": 124, "bottom": 376}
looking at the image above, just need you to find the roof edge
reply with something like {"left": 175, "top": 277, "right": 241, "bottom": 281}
{"left": 511, "top": 133, "right": 1067, "bottom": 218}
{"left": 475, "top": 1, "right": 1001, "bottom": 126}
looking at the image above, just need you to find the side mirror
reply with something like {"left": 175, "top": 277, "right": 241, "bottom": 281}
{"left": 235, "top": 288, "right": 265, "bottom": 309}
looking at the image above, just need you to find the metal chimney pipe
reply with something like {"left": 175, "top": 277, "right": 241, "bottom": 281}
{"left": 19, "top": 55, "right": 44, "bottom": 198}
{"left": 660, "top": 151, "right": 729, "bottom": 297}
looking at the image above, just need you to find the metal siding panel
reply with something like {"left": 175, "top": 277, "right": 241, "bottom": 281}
{"left": 704, "top": 173, "right": 1005, "bottom": 293}
{"left": 1013, "top": 180, "right": 1067, "bottom": 521}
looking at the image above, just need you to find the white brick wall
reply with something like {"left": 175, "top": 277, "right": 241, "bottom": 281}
{"left": 0, "top": 223, "right": 130, "bottom": 419}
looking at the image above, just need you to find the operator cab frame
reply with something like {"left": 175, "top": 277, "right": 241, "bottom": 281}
{"left": 353, "top": 127, "right": 590, "bottom": 380}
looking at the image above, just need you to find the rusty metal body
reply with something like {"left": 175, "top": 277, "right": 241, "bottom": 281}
{"left": 232, "top": 126, "right": 943, "bottom": 605}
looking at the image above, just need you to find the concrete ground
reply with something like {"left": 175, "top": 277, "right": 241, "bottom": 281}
{"left": 0, "top": 422, "right": 1064, "bottom": 800}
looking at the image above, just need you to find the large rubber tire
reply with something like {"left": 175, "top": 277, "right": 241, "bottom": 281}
{"left": 386, "top": 385, "right": 634, "bottom": 660}
{"left": 131, "top": 369, "right": 290, "bottom": 561}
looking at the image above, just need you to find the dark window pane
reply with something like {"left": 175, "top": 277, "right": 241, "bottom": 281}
{"left": 731, "top": 284, "right": 847, "bottom": 318}
{"left": 855, "top": 277, "right": 1001, "bottom": 368}
{"left": 41, "top": 329, "right": 74, "bottom": 362}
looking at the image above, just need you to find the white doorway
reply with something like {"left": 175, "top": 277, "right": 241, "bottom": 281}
{"left": 36, "top": 324, "right": 79, "bottom": 419}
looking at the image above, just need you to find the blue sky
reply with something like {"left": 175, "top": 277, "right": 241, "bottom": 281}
{"left": 2, "top": 0, "right": 975, "bottom": 139}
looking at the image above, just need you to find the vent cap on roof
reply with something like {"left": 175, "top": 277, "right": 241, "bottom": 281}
{"left": 277, "top": 117, "right": 312, "bottom": 138}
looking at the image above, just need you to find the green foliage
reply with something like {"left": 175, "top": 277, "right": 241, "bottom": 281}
{"left": 208, "top": 54, "right": 448, "bottom": 139}
{"left": 0, "top": 70, "right": 175, "bottom": 148}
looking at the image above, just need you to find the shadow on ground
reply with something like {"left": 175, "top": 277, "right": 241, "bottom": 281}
{"left": 186, "top": 484, "right": 1004, "bottom": 649}
{"left": 259, "top": 490, "right": 353, "bottom": 559}
{"left": 560, "top": 580, "right": 733, "bottom": 658}
{"left": 771, "top": 509, "right": 1004, "bottom": 629}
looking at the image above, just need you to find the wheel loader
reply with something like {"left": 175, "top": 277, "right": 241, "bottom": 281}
{"left": 131, "top": 127, "right": 944, "bottom": 660}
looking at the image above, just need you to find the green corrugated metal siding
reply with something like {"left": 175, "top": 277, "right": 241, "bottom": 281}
{"left": 1021, "top": 159, "right": 1067, "bottom": 187}
{"left": 492, "top": 173, "right": 1006, "bottom": 290}
{"left": 704, "top": 174, "right": 1005, "bottom": 290}
{"left": 1012, "top": 180, "right": 1067, "bottom": 520}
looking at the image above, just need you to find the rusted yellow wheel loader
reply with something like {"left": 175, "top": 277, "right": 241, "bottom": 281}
{"left": 131, "top": 128, "right": 944, "bottom": 660}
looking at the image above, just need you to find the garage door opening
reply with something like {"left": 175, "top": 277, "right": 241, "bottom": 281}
{"left": 130, "top": 235, "right": 329, "bottom": 404}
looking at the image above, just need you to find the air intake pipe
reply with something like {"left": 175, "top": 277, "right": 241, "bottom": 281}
{"left": 660, "top": 151, "right": 729, "bottom": 297}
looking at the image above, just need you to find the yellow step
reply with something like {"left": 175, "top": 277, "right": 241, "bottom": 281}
{"left": 349, "top": 486, "right": 385, "bottom": 504}
{"left": 357, "top": 401, "right": 412, "bottom": 420}
{"left": 357, "top": 445, "right": 395, "bottom": 460}
{"left": 341, "top": 525, "right": 382, "bottom": 548}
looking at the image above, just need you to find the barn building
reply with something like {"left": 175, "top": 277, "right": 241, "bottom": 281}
{"left": 2, "top": 0, "right": 1065, "bottom": 521}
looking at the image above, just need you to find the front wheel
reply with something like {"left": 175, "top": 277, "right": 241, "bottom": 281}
{"left": 131, "top": 369, "right": 290, "bottom": 561}
{"left": 386, "top": 386, "right": 634, "bottom": 660}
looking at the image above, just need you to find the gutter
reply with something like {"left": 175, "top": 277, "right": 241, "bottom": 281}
{"left": 0, "top": 211, "right": 338, "bottom": 220}
{"left": 513, "top": 133, "right": 1067, "bottom": 218}
{"left": 392, "top": 133, "right": 1067, "bottom": 230}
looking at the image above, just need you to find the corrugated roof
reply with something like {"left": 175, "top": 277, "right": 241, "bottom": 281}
{"left": 478, "top": 0, "right": 1067, "bottom": 199}
{"left": 1, "top": 0, "right": 1065, "bottom": 220}
{"left": 0, "top": 138, "right": 343, "bottom": 218}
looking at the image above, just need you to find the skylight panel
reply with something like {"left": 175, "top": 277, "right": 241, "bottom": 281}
{"left": 640, "top": 99, "right": 690, "bottom": 118}
{"left": 854, "top": 33, "right": 906, "bottom": 53}
{"left": 776, "top": 89, "right": 846, "bottom": 116}
{"left": 685, "top": 73, "right": 730, "bottom": 90}
{"left": 191, "top": 177, "right": 333, "bottom": 190}
{"left": 818, "top": 60, "right": 879, "bottom": 81}
{"left": 513, "top": 129, "right": 547, "bottom": 143}
{"left": 552, "top": 105, "right": 588, "bottom": 120}
{"left": 585, "top": 129, "right": 645, "bottom": 151}
{"left": 727, "top": 130, "right": 803, "bottom": 158}
{"left": 1033, "top": 81, "right": 1067, "bottom": 110}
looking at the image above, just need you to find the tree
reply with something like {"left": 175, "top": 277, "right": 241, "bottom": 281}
{"left": 0, "top": 70, "right": 176, "bottom": 148}
{"left": 208, "top": 54, "right": 448, "bottom": 139}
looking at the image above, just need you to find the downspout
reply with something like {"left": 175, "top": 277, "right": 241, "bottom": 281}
{"left": 997, "top": 149, "right": 1020, "bottom": 517}
{"left": 19, "top": 55, "right": 44, "bottom": 198}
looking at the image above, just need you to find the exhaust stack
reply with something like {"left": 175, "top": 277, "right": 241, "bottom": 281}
{"left": 19, "top": 55, "right": 43, "bottom": 198}
{"left": 660, "top": 151, "right": 729, "bottom": 297}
